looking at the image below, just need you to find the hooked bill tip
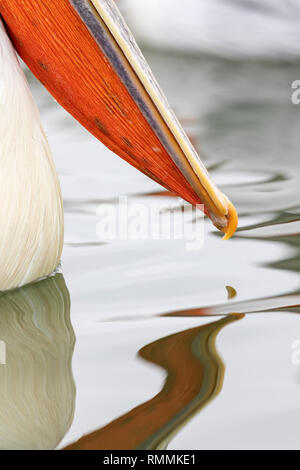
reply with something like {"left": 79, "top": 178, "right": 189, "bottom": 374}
{"left": 222, "top": 199, "right": 238, "bottom": 240}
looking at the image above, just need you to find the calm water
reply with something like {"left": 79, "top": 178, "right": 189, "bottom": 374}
{"left": 2, "top": 49, "right": 300, "bottom": 449}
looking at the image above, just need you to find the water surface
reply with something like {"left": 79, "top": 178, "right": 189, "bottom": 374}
{"left": 3, "top": 48, "right": 300, "bottom": 449}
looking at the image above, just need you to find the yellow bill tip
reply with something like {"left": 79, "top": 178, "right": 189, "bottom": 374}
{"left": 222, "top": 199, "right": 238, "bottom": 240}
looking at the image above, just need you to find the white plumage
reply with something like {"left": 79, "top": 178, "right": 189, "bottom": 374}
{"left": 0, "top": 20, "right": 63, "bottom": 291}
{"left": 121, "top": 0, "right": 300, "bottom": 61}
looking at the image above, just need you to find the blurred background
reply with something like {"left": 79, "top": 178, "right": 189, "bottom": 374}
{"left": 4, "top": 0, "right": 300, "bottom": 450}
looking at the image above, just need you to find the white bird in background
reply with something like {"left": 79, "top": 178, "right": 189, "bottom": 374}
{"left": 120, "top": 0, "right": 300, "bottom": 61}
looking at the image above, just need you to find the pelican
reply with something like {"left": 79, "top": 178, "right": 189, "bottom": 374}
{"left": 0, "top": 0, "right": 237, "bottom": 291}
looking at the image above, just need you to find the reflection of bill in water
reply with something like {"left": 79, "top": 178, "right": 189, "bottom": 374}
{"left": 65, "top": 314, "right": 243, "bottom": 450}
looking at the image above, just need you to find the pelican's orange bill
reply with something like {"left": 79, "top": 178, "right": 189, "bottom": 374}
{"left": 0, "top": 0, "right": 238, "bottom": 237}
